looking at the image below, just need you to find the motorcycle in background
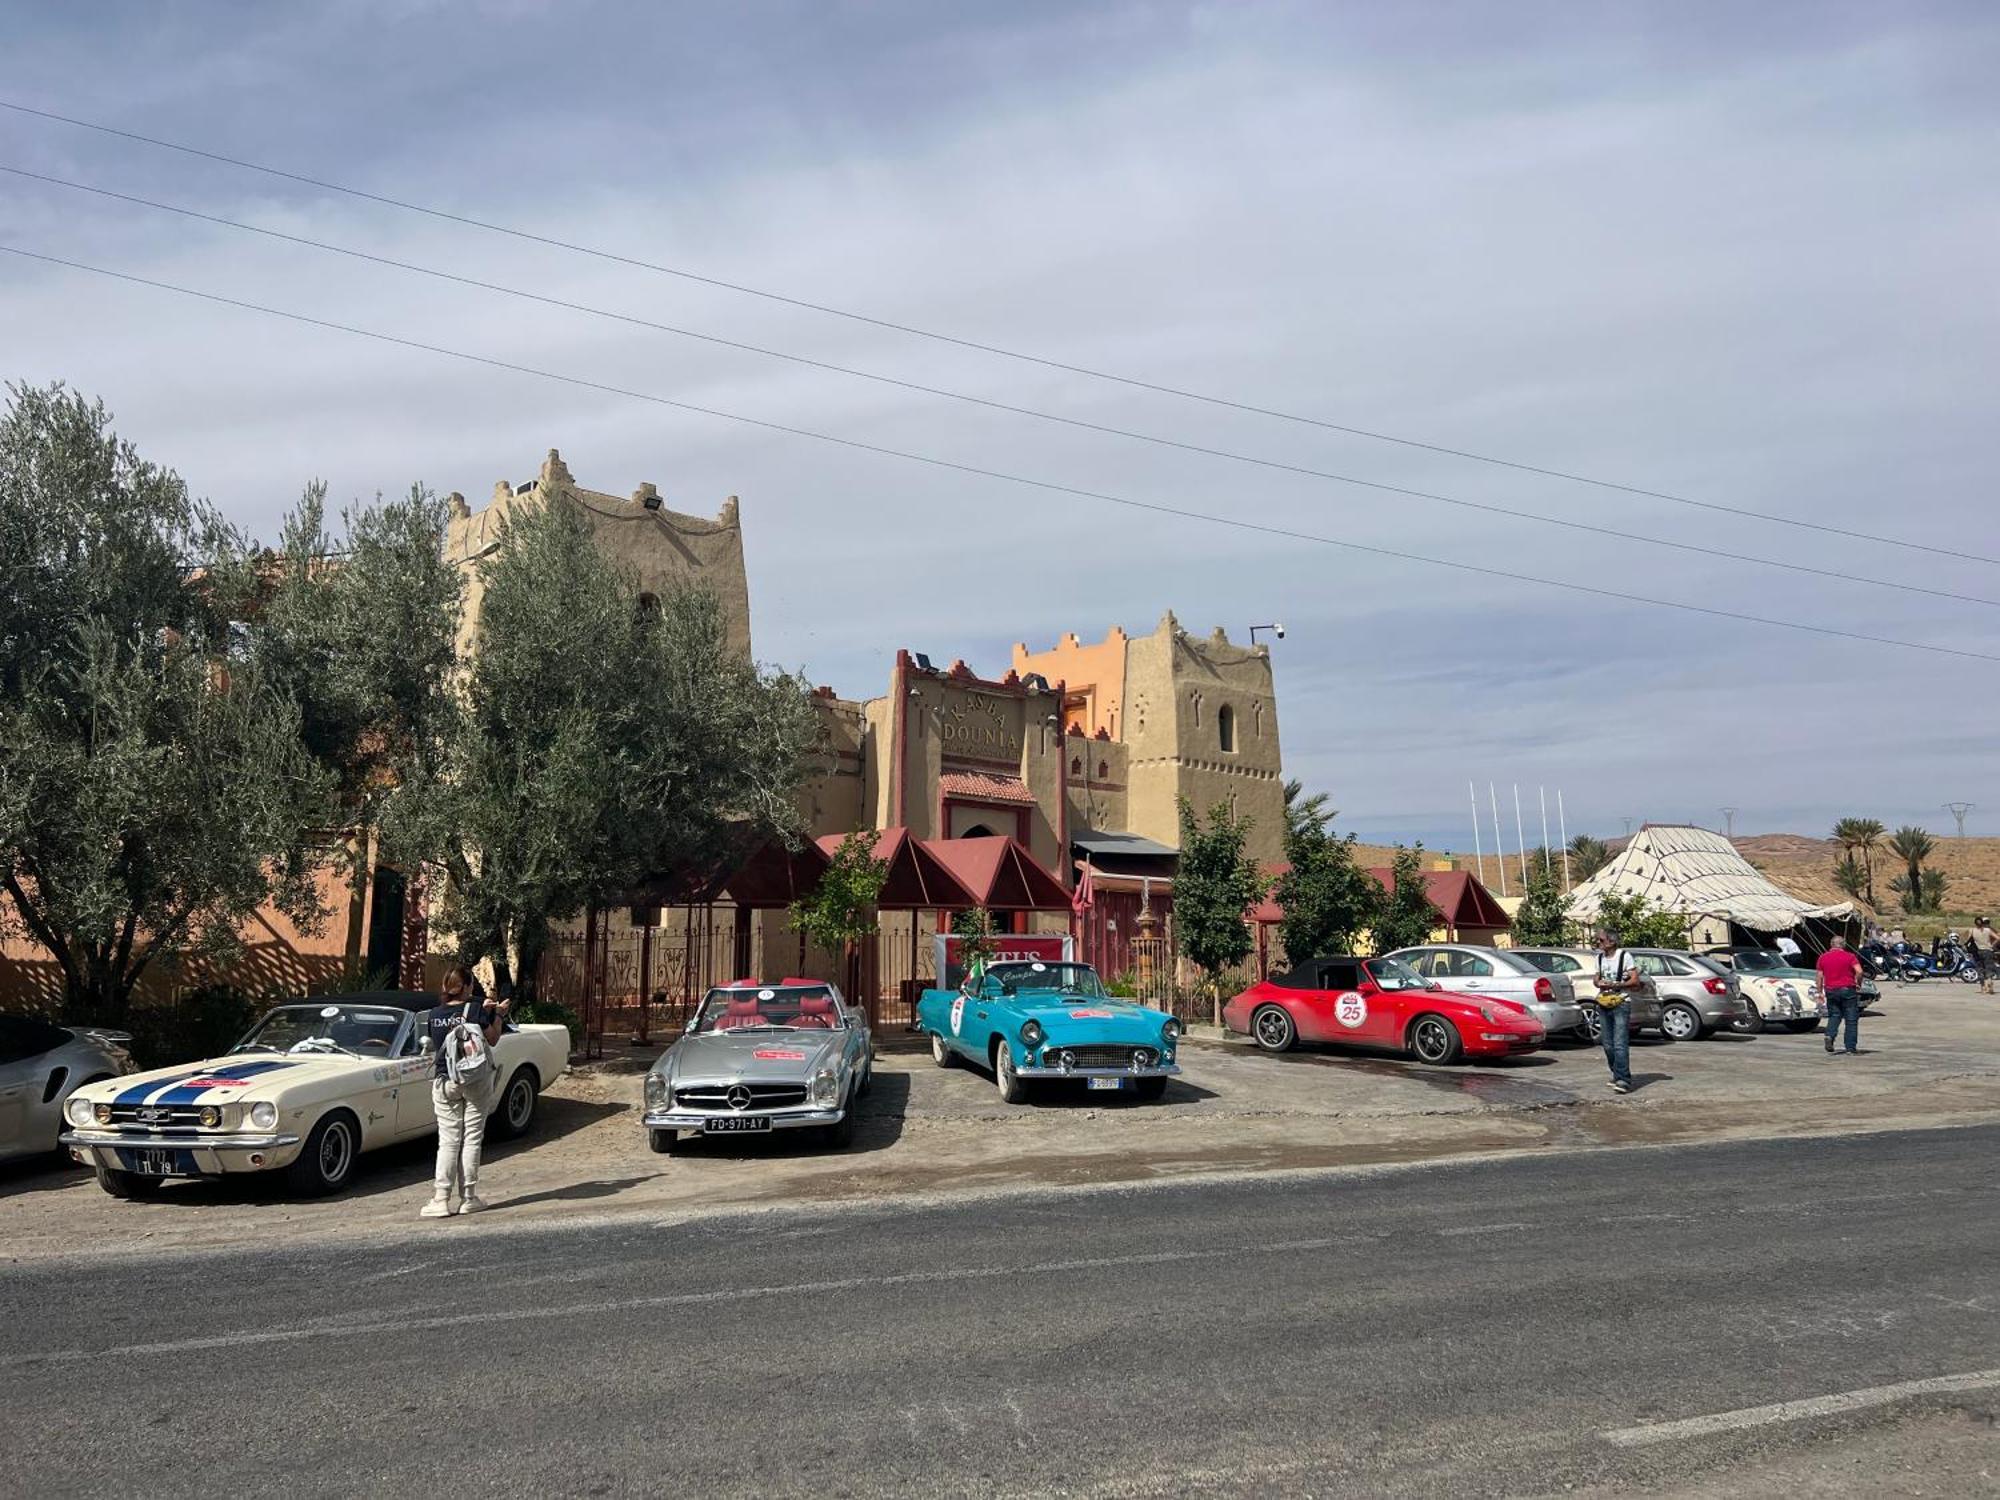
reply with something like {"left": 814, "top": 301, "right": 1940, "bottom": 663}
{"left": 1893, "top": 940, "right": 1979, "bottom": 984}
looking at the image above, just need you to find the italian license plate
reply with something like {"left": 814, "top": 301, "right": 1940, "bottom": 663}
{"left": 702, "top": 1116, "right": 772, "bottom": 1133}
{"left": 1087, "top": 1076, "right": 1125, "bottom": 1091}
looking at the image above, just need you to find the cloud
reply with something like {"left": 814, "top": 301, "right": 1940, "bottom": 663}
{"left": 3, "top": 1, "right": 1996, "bottom": 846}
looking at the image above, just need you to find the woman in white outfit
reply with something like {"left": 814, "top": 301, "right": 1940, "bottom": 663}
{"left": 420, "top": 965, "right": 507, "bottom": 1218}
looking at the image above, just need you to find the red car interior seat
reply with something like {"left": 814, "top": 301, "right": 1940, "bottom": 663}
{"left": 715, "top": 995, "right": 767, "bottom": 1029}
{"left": 795, "top": 994, "right": 837, "bottom": 1028}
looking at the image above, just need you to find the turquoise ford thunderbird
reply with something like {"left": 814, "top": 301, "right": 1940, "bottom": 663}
{"left": 916, "top": 960, "right": 1182, "bottom": 1103}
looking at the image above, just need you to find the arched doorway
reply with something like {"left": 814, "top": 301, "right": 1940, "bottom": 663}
{"left": 959, "top": 822, "right": 997, "bottom": 839}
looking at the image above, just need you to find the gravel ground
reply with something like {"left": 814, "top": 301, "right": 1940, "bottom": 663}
{"left": 2, "top": 980, "right": 1994, "bottom": 1261}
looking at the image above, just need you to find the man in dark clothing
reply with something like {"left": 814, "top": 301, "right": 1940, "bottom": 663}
{"left": 1817, "top": 936, "right": 1864, "bottom": 1056}
{"left": 421, "top": 965, "right": 507, "bottom": 1218}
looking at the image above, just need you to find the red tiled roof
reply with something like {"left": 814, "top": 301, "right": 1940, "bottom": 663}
{"left": 940, "top": 771, "right": 1037, "bottom": 805}
{"left": 920, "top": 835, "right": 1072, "bottom": 911}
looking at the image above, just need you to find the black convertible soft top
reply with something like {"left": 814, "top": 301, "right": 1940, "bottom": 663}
{"left": 1271, "top": 957, "right": 1369, "bottom": 991}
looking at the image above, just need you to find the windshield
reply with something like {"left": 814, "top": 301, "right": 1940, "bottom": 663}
{"left": 985, "top": 962, "right": 1106, "bottom": 999}
{"left": 1365, "top": 957, "right": 1427, "bottom": 991}
{"left": 692, "top": 984, "right": 842, "bottom": 1033}
{"left": 236, "top": 1003, "right": 408, "bottom": 1057}
{"left": 1732, "top": 951, "right": 1797, "bottom": 973}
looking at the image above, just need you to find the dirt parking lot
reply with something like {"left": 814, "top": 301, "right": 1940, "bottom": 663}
{"left": 4, "top": 983, "right": 1996, "bottom": 1261}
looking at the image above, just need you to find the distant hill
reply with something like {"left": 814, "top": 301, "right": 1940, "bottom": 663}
{"left": 1734, "top": 832, "right": 2000, "bottom": 920}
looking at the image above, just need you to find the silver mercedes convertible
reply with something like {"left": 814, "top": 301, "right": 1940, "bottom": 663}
{"left": 642, "top": 980, "right": 873, "bottom": 1155}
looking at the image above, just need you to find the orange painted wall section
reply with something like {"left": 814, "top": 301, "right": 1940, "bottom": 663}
{"left": 1012, "top": 627, "right": 1129, "bottom": 739}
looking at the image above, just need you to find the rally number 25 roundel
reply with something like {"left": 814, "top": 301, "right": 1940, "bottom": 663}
{"left": 1333, "top": 992, "right": 1368, "bottom": 1029}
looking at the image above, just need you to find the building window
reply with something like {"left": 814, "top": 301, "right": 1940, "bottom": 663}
{"left": 1218, "top": 704, "right": 1236, "bottom": 753}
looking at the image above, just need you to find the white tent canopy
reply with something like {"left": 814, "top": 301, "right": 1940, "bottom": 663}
{"left": 1566, "top": 824, "right": 1856, "bottom": 936}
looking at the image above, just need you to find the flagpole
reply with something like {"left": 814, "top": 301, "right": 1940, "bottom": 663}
{"left": 1488, "top": 783, "right": 1508, "bottom": 898}
{"left": 1513, "top": 784, "right": 1530, "bottom": 892}
{"left": 1539, "top": 787, "right": 1552, "bottom": 877}
{"left": 1469, "top": 781, "right": 1486, "bottom": 885}
{"left": 1557, "top": 790, "right": 1573, "bottom": 890}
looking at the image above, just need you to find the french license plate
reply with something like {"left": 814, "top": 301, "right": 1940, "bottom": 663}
{"left": 702, "top": 1116, "right": 772, "bottom": 1133}
{"left": 124, "top": 1147, "right": 187, "bottom": 1176}
{"left": 1087, "top": 1076, "right": 1125, "bottom": 1091}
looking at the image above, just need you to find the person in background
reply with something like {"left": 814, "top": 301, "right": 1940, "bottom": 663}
{"left": 1591, "top": 930, "right": 1642, "bottom": 1095}
{"left": 421, "top": 964, "right": 506, "bottom": 1218}
{"left": 1968, "top": 917, "right": 1998, "bottom": 996}
{"left": 1817, "top": 935, "right": 1865, "bottom": 1057}
{"left": 1776, "top": 933, "right": 1803, "bottom": 960}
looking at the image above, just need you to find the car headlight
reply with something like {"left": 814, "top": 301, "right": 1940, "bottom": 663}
{"left": 67, "top": 1096, "right": 95, "bottom": 1127}
{"left": 644, "top": 1074, "right": 668, "bottom": 1107}
{"left": 249, "top": 1101, "right": 278, "bottom": 1131}
{"left": 93, "top": 1102, "right": 112, "bottom": 1125}
{"left": 198, "top": 1105, "right": 223, "bottom": 1129}
{"left": 1020, "top": 1020, "right": 1045, "bottom": 1049}
{"left": 811, "top": 1069, "right": 839, "bottom": 1106}
{"left": 1162, "top": 1018, "right": 1183, "bottom": 1042}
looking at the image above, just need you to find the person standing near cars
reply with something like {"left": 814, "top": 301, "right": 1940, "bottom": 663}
{"left": 1968, "top": 917, "right": 1998, "bottom": 995}
{"left": 1817, "top": 936, "right": 1865, "bottom": 1056}
{"left": 422, "top": 965, "right": 506, "bottom": 1219}
{"left": 1591, "top": 930, "right": 1641, "bottom": 1094}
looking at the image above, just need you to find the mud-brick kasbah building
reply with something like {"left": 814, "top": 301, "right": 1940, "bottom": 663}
{"left": 0, "top": 451, "right": 1298, "bottom": 1012}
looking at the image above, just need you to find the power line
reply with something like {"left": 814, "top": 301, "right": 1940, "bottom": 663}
{"left": 4, "top": 95, "right": 1993, "bottom": 571}
{"left": 7, "top": 241, "right": 1998, "bottom": 668}
{"left": 10, "top": 161, "right": 1998, "bottom": 616}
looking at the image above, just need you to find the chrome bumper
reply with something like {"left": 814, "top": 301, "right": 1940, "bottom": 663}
{"left": 1017, "top": 1063, "right": 1181, "bottom": 1079}
{"left": 642, "top": 1108, "right": 843, "bottom": 1132}
{"left": 62, "top": 1129, "right": 301, "bottom": 1174}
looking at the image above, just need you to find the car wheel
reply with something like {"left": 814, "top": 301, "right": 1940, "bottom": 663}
{"left": 929, "top": 1032, "right": 955, "bottom": 1068}
{"left": 823, "top": 1095, "right": 858, "bottom": 1149}
{"left": 1134, "top": 1076, "right": 1168, "bottom": 1102}
{"left": 489, "top": 1066, "right": 539, "bottom": 1141}
{"left": 286, "top": 1110, "right": 360, "bottom": 1196}
{"left": 992, "top": 1041, "right": 1028, "bottom": 1104}
{"left": 1660, "top": 1003, "right": 1703, "bottom": 1042}
{"left": 1250, "top": 1004, "right": 1297, "bottom": 1053}
{"left": 1731, "top": 1004, "right": 1765, "bottom": 1035}
{"left": 1579, "top": 1008, "right": 1604, "bottom": 1044}
{"left": 94, "top": 1163, "right": 164, "bottom": 1200}
{"left": 1409, "top": 1014, "right": 1463, "bottom": 1066}
{"left": 648, "top": 1128, "right": 678, "bottom": 1155}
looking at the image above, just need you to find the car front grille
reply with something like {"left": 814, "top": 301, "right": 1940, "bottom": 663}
{"left": 673, "top": 1083, "right": 810, "bottom": 1111}
{"left": 107, "top": 1104, "right": 207, "bottom": 1131}
{"left": 1050, "top": 1046, "right": 1151, "bottom": 1070}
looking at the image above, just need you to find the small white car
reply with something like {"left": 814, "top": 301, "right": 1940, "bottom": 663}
{"left": 0, "top": 1014, "right": 136, "bottom": 1164}
{"left": 61, "top": 993, "right": 569, "bottom": 1197}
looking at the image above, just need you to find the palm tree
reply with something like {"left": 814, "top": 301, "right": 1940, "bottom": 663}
{"left": 1282, "top": 778, "right": 1337, "bottom": 840}
{"left": 1568, "top": 834, "right": 1612, "bottom": 881}
{"left": 1888, "top": 825, "right": 1935, "bottom": 905}
{"left": 1832, "top": 857, "right": 1868, "bottom": 902}
{"left": 1832, "top": 817, "right": 1886, "bottom": 907}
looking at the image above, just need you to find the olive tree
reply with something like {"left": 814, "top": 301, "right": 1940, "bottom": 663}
{"left": 0, "top": 383, "right": 335, "bottom": 1017}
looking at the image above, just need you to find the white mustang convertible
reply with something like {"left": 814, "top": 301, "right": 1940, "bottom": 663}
{"left": 61, "top": 993, "right": 570, "bottom": 1198}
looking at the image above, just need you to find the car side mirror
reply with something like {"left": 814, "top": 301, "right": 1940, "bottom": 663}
{"left": 1426, "top": 980, "right": 1443, "bottom": 991}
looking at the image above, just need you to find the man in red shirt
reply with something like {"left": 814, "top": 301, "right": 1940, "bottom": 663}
{"left": 1817, "top": 935, "right": 1865, "bottom": 1056}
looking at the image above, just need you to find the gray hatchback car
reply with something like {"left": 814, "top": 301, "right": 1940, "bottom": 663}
{"left": 1626, "top": 950, "right": 1748, "bottom": 1040}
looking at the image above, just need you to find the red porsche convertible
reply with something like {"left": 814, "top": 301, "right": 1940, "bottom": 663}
{"left": 1222, "top": 954, "right": 1545, "bottom": 1065}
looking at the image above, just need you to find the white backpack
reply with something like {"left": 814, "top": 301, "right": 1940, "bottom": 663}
{"left": 443, "top": 1004, "right": 493, "bottom": 1087}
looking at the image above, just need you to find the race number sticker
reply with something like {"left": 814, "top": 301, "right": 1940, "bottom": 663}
{"left": 752, "top": 1049, "right": 806, "bottom": 1061}
{"left": 1333, "top": 992, "right": 1368, "bottom": 1029}
{"left": 950, "top": 996, "right": 967, "bottom": 1035}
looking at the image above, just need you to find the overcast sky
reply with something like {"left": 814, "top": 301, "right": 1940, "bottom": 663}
{"left": 4, "top": 2, "right": 1996, "bottom": 850}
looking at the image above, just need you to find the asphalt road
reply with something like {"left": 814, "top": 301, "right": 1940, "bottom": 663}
{"left": 6, "top": 1127, "right": 2000, "bottom": 1497}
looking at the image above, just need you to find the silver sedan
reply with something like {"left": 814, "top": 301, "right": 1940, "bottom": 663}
{"left": 1387, "top": 944, "right": 1585, "bottom": 1038}
{"left": 0, "top": 1014, "right": 135, "bottom": 1164}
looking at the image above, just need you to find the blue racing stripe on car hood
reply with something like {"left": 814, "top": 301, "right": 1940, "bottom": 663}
{"left": 113, "top": 1068, "right": 207, "bottom": 1105}
{"left": 152, "top": 1060, "right": 299, "bottom": 1104}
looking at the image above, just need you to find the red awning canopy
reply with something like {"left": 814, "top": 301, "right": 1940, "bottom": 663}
{"left": 918, "top": 835, "right": 1073, "bottom": 911}
{"left": 1250, "top": 864, "right": 1509, "bottom": 930}
{"left": 625, "top": 834, "right": 831, "bottom": 910}
{"left": 815, "top": 828, "right": 979, "bottom": 910}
